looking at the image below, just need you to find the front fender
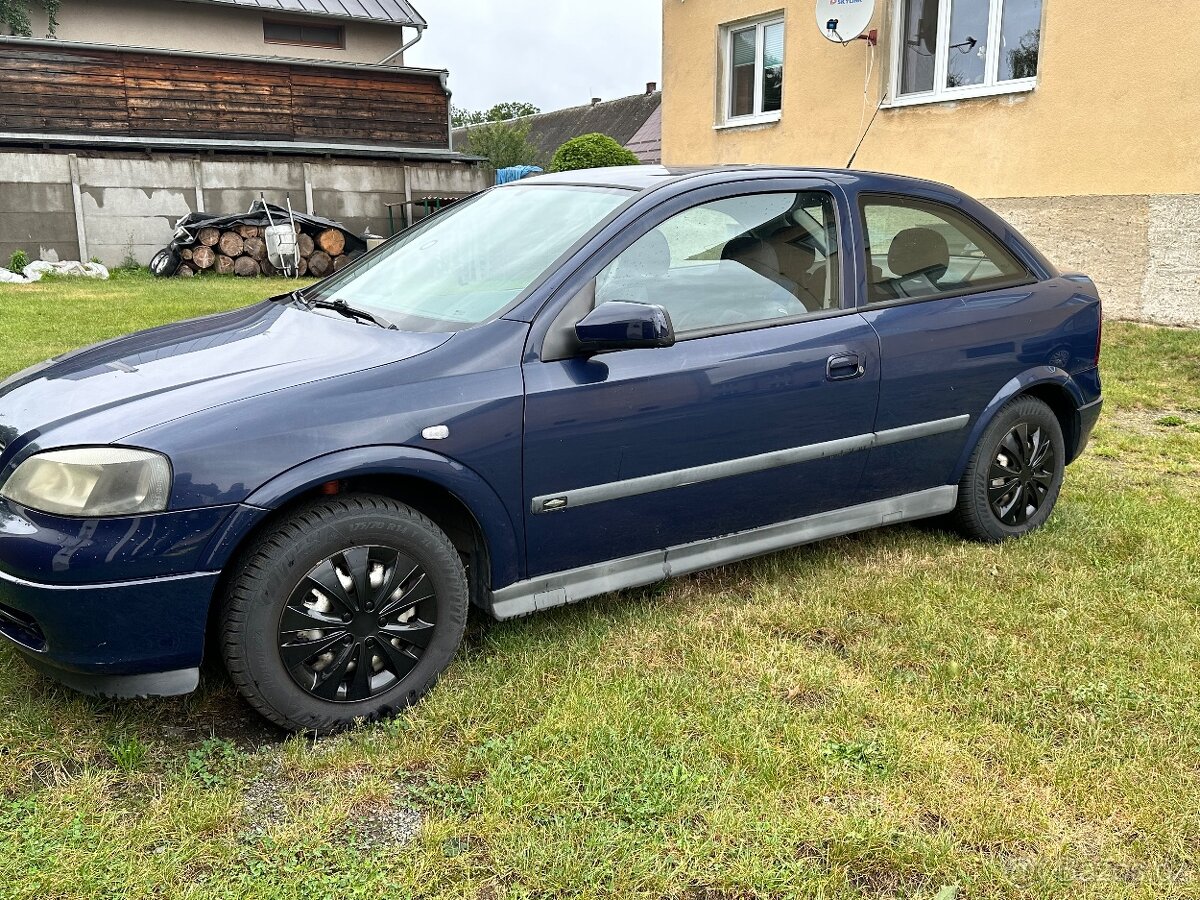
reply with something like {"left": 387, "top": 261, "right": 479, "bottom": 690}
{"left": 203, "top": 445, "right": 522, "bottom": 589}
{"left": 951, "top": 367, "right": 1088, "bottom": 482}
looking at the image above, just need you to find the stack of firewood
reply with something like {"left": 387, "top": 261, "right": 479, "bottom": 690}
{"left": 175, "top": 224, "right": 358, "bottom": 278}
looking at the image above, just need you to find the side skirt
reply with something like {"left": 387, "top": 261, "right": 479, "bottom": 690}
{"left": 491, "top": 485, "right": 958, "bottom": 621}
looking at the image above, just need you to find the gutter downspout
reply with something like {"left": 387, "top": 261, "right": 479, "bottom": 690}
{"left": 440, "top": 72, "right": 453, "bottom": 151}
{"left": 379, "top": 23, "right": 425, "bottom": 66}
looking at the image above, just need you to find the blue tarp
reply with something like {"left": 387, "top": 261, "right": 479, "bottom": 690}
{"left": 495, "top": 166, "right": 543, "bottom": 185}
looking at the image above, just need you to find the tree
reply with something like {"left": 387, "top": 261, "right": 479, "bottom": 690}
{"left": 1, "top": 0, "right": 58, "bottom": 36}
{"left": 463, "top": 119, "right": 541, "bottom": 171}
{"left": 451, "top": 101, "right": 540, "bottom": 128}
{"left": 550, "top": 133, "right": 640, "bottom": 173}
{"left": 1006, "top": 29, "right": 1041, "bottom": 80}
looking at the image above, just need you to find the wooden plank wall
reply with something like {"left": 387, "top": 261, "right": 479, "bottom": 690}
{"left": 0, "top": 44, "right": 449, "bottom": 146}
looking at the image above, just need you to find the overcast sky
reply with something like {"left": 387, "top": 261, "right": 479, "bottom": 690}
{"left": 407, "top": 1, "right": 663, "bottom": 114}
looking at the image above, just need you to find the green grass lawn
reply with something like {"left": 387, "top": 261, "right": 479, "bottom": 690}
{"left": 1, "top": 275, "right": 1199, "bottom": 899}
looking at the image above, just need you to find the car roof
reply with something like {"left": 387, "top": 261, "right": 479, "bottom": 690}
{"left": 520, "top": 165, "right": 953, "bottom": 194}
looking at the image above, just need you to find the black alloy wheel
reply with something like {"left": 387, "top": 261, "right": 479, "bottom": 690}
{"left": 987, "top": 422, "right": 1057, "bottom": 527}
{"left": 278, "top": 547, "right": 437, "bottom": 703}
{"left": 951, "top": 396, "right": 1066, "bottom": 543}
{"left": 221, "top": 494, "right": 468, "bottom": 734}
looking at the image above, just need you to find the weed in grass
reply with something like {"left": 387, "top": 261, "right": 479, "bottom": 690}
{"left": 119, "top": 232, "right": 140, "bottom": 271}
{"left": 106, "top": 734, "right": 148, "bottom": 772}
{"left": 186, "top": 737, "right": 241, "bottom": 788}
{"left": 820, "top": 740, "right": 893, "bottom": 776}
{"left": 1155, "top": 414, "right": 1188, "bottom": 427}
{"left": 7, "top": 249, "right": 28, "bottom": 272}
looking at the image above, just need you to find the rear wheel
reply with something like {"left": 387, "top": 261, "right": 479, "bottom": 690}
{"left": 220, "top": 494, "right": 468, "bottom": 734}
{"left": 952, "top": 397, "right": 1065, "bottom": 543}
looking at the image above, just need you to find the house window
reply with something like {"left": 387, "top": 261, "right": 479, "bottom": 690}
{"left": 264, "top": 19, "right": 345, "bottom": 49}
{"left": 721, "top": 15, "right": 785, "bottom": 126}
{"left": 891, "top": 0, "right": 1042, "bottom": 106}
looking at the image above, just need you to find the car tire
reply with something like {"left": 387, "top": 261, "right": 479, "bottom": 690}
{"left": 951, "top": 396, "right": 1066, "bottom": 544}
{"left": 219, "top": 493, "right": 468, "bottom": 734}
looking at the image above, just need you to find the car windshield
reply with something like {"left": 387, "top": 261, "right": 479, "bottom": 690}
{"left": 304, "top": 184, "right": 632, "bottom": 332}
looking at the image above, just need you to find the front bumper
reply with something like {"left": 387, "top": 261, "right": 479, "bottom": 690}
{"left": 0, "top": 501, "right": 237, "bottom": 696}
{"left": 0, "top": 565, "right": 219, "bottom": 695}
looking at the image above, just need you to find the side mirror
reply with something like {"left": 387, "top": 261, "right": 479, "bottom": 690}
{"left": 574, "top": 301, "right": 676, "bottom": 353}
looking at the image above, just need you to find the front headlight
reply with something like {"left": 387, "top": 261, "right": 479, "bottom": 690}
{"left": 0, "top": 448, "right": 172, "bottom": 517}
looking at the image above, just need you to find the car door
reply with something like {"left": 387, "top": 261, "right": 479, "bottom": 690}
{"left": 854, "top": 192, "right": 1045, "bottom": 502}
{"left": 520, "top": 182, "right": 882, "bottom": 578}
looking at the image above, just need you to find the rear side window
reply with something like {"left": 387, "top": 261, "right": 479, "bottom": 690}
{"left": 861, "top": 196, "right": 1029, "bottom": 304}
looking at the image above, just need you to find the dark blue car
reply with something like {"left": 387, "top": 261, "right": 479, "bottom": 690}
{"left": 0, "top": 167, "right": 1103, "bottom": 733}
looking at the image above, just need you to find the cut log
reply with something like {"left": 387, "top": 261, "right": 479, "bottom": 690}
{"left": 197, "top": 227, "right": 220, "bottom": 247}
{"left": 243, "top": 236, "right": 267, "bottom": 262}
{"left": 317, "top": 228, "right": 345, "bottom": 256}
{"left": 235, "top": 223, "right": 259, "bottom": 239}
{"left": 218, "top": 231, "right": 244, "bottom": 258}
{"left": 215, "top": 254, "right": 235, "bottom": 275}
{"left": 192, "top": 245, "right": 216, "bottom": 270}
{"left": 180, "top": 247, "right": 193, "bottom": 261}
{"left": 308, "top": 250, "right": 333, "bottom": 277}
{"left": 297, "top": 233, "right": 315, "bottom": 258}
{"left": 296, "top": 256, "right": 309, "bottom": 277}
{"left": 233, "top": 255, "right": 261, "bottom": 277}
{"left": 333, "top": 254, "right": 353, "bottom": 272}
{"left": 177, "top": 264, "right": 195, "bottom": 278}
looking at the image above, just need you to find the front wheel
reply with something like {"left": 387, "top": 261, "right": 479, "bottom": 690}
{"left": 219, "top": 494, "right": 468, "bottom": 734}
{"left": 951, "top": 397, "right": 1066, "bottom": 543}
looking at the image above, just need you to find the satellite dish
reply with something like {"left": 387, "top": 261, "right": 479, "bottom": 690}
{"left": 816, "top": 0, "right": 876, "bottom": 43}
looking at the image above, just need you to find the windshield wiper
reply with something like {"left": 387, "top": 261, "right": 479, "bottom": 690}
{"left": 307, "top": 298, "right": 398, "bottom": 330}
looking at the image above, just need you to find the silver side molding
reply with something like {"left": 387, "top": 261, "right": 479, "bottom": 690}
{"left": 493, "top": 485, "right": 959, "bottom": 621}
{"left": 531, "top": 415, "right": 969, "bottom": 514}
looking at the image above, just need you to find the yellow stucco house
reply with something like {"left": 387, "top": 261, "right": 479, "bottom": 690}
{"left": 662, "top": 0, "right": 1200, "bottom": 325}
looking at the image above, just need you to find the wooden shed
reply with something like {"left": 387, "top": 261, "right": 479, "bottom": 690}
{"left": 0, "top": 37, "right": 487, "bottom": 267}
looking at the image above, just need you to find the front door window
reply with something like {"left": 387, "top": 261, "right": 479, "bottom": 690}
{"left": 596, "top": 191, "right": 841, "bottom": 335}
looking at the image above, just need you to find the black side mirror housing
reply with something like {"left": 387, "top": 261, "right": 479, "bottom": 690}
{"left": 574, "top": 301, "right": 676, "bottom": 353}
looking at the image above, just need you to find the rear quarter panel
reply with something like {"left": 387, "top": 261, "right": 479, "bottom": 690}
{"left": 846, "top": 181, "right": 1101, "bottom": 500}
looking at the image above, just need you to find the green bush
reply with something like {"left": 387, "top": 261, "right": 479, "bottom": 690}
{"left": 550, "top": 133, "right": 640, "bottom": 173}
{"left": 7, "top": 249, "right": 29, "bottom": 273}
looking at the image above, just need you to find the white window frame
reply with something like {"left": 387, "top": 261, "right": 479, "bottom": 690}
{"left": 716, "top": 13, "right": 785, "bottom": 129}
{"left": 886, "top": 0, "right": 1040, "bottom": 108}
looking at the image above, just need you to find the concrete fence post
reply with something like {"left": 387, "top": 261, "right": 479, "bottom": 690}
{"left": 303, "top": 164, "right": 315, "bottom": 215}
{"left": 192, "top": 159, "right": 205, "bottom": 213}
{"left": 403, "top": 166, "right": 413, "bottom": 230}
{"left": 67, "top": 154, "right": 88, "bottom": 262}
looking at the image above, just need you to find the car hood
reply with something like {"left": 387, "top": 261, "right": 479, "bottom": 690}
{"left": 0, "top": 301, "right": 451, "bottom": 465}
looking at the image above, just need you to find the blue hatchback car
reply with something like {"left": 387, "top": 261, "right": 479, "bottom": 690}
{"left": 0, "top": 166, "right": 1102, "bottom": 732}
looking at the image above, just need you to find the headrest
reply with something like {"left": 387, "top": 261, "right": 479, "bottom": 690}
{"left": 722, "top": 236, "right": 781, "bottom": 272}
{"left": 620, "top": 229, "right": 672, "bottom": 278}
{"left": 769, "top": 226, "right": 818, "bottom": 262}
{"left": 888, "top": 227, "right": 949, "bottom": 282}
